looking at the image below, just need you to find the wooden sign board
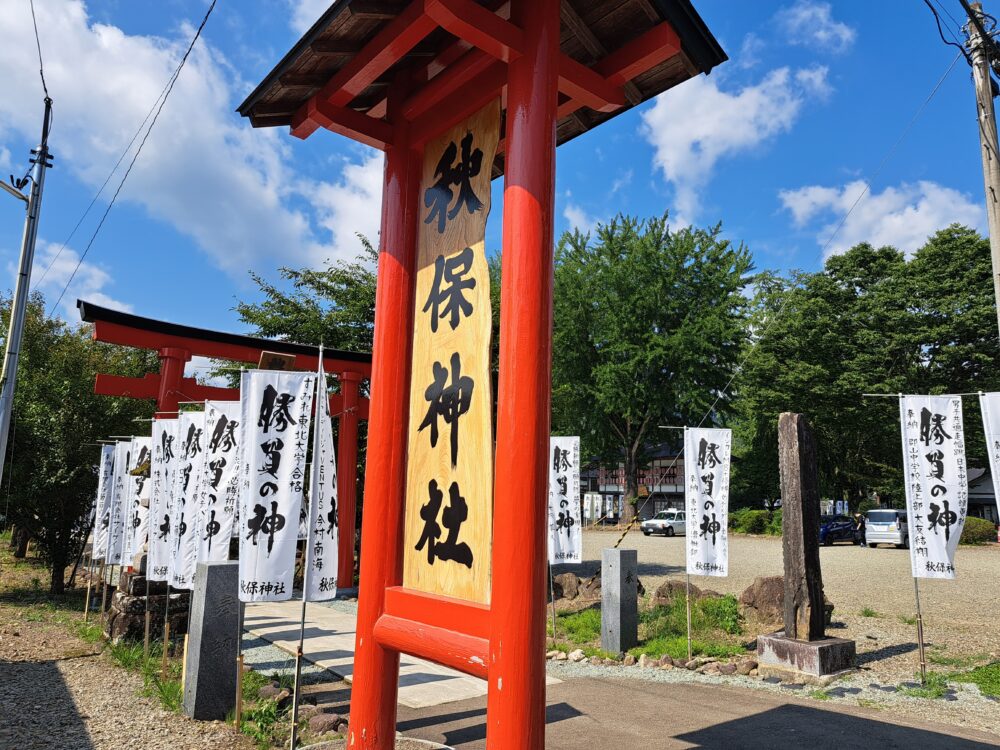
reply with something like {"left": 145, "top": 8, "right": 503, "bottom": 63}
{"left": 402, "top": 99, "right": 500, "bottom": 604}
{"left": 258, "top": 351, "right": 297, "bottom": 371}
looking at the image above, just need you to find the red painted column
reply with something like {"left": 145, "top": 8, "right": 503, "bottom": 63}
{"left": 347, "top": 81, "right": 420, "bottom": 750}
{"left": 337, "top": 370, "right": 362, "bottom": 588}
{"left": 156, "top": 346, "right": 191, "bottom": 418}
{"left": 487, "top": 0, "right": 559, "bottom": 746}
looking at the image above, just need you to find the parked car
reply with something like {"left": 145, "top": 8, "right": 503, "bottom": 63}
{"left": 640, "top": 510, "right": 686, "bottom": 537}
{"left": 819, "top": 514, "right": 856, "bottom": 545}
{"left": 865, "top": 509, "right": 909, "bottom": 549}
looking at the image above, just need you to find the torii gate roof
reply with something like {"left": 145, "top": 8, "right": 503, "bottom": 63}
{"left": 237, "top": 0, "right": 726, "bottom": 173}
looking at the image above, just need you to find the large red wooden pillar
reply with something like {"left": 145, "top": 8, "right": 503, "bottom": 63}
{"left": 487, "top": 0, "right": 559, "bottom": 745}
{"left": 156, "top": 346, "right": 191, "bottom": 418}
{"left": 348, "top": 81, "right": 419, "bottom": 749}
{"left": 337, "top": 369, "right": 362, "bottom": 588}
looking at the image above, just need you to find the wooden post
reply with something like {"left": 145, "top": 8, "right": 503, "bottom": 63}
{"left": 777, "top": 413, "right": 825, "bottom": 641}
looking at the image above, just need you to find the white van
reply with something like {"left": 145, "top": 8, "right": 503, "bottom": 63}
{"left": 865, "top": 509, "right": 908, "bottom": 548}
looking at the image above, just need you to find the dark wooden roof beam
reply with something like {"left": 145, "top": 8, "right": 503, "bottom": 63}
{"left": 310, "top": 39, "right": 365, "bottom": 56}
{"left": 291, "top": 2, "right": 437, "bottom": 139}
{"left": 561, "top": 0, "right": 642, "bottom": 105}
{"left": 347, "top": 1, "right": 405, "bottom": 20}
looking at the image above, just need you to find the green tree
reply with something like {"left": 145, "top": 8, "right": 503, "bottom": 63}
{"left": 552, "top": 214, "right": 753, "bottom": 523}
{"left": 2, "top": 293, "right": 155, "bottom": 593}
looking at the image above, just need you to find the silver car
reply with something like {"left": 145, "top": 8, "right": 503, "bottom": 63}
{"left": 865, "top": 509, "right": 909, "bottom": 549}
{"left": 640, "top": 510, "right": 686, "bottom": 537}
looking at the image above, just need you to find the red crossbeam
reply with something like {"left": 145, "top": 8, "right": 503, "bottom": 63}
{"left": 373, "top": 614, "right": 489, "bottom": 679}
{"left": 295, "top": 99, "right": 396, "bottom": 150}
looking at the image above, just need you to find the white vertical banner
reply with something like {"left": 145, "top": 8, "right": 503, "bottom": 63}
{"left": 197, "top": 401, "right": 242, "bottom": 562}
{"left": 106, "top": 440, "right": 132, "bottom": 565}
{"left": 305, "top": 361, "right": 339, "bottom": 601}
{"left": 238, "top": 371, "right": 315, "bottom": 602}
{"left": 547, "top": 436, "right": 581, "bottom": 564}
{"left": 900, "top": 395, "right": 968, "bottom": 579}
{"left": 123, "top": 437, "right": 152, "bottom": 565}
{"left": 170, "top": 412, "right": 207, "bottom": 590}
{"left": 148, "top": 420, "right": 179, "bottom": 581}
{"left": 92, "top": 445, "right": 115, "bottom": 561}
{"left": 685, "top": 428, "right": 732, "bottom": 577}
{"left": 978, "top": 392, "right": 1000, "bottom": 522}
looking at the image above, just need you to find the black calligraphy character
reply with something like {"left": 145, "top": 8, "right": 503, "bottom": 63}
{"left": 101, "top": 512, "right": 110, "bottom": 530}
{"left": 423, "top": 247, "right": 476, "bottom": 333}
{"left": 259, "top": 438, "right": 283, "bottom": 478}
{"left": 327, "top": 501, "right": 338, "bottom": 538}
{"left": 261, "top": 501, "right": 286, "bottom": 555}
{"left": 181, "top": 463, "right": 193, "bottom": 493}
{"left": 204, "top": 509, "right": 220, "bottom": 552}
{"left": 258, "top": 385, "right": 277, "bottom": 432}
{"left": 423, "top": 132, "right": 484, "bottom": 234}
{"left": 418, "top": 352, "right": 474, "bottom": 467}
{"left": 176, "top": 513, "right": 187, "bottom": 540}
{"left": 553, "top": 447, "right": 571, "bottom": 473}
{"left": 208, "top": 458, "right": 226, "bottom": 490}
{"left": 919, "top": 408, "right": 951, "bottom": 446}
{"left": 927, "top": 500, "right": 958, "bottom": 541}
{"left": 258, "top": 386, "right": 297, "bottom": 433}
{"left": 184, "top": 424, "right": 202, "bottom": 458}
{"left": 161, "top": 431, "right": 175, "bottom": 462}
{"left": 219, "top": 418, "right": 239, "bottom": 451}
{"left": 556, "top": 510, "right": 575, "bottom": 538}
{"left": 701, "top": 472, "right": 715, "bottom": 497}
{"left": 556, "top": 476, "right": 568, "bottom": 496}
{"left": 435, "top": 482, "right": 474, "bottom": 567}
{"left": 925, "top": 450, "right": 945, "bottom": 480}
{"left": 415, "top": 479, "right": 444, "bottom": 565}
{"left": 700, "top": 513, "right": 721, "bottom": 546}
{"left": 209, "top": 415, "right": 230, "bottom": 452}
{"left": 158, "top": 514, "right": 170, "bottom": 541}
{"left": 697, "top": 439, "right": 721, "bottom": 470}
{"left": 246, "top": 504, "right": 267, "bottom": 547}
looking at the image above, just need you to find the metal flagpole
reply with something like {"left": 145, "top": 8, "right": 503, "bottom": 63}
{"left": 290, "top": 348, "right": 324, "bottom": 749}
{"left": 235, "top": 601, "right": 245, "bottom": 727}
{"left": 913, "top": 576, "right": 928, "bottom": 684}
{"left": 548, "top": 563, "right": 558, "bottom": 644}
{"left": 143, "top": 574, "right": 152, "bottom": 660}
{"left": 98, "top": 562, "right": 108, "bottom": 625}
{"left": 83, "top": 541, "right": 93, "bottom": 622}
{"left": 162, "top": 584, "right": 171, "bottom": 677}
{"left": 684, "top": 427, "right": 693, "bottom": 662}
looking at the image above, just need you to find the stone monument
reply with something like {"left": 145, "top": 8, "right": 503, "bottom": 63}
{"left": 600, "top": 548, "right": 637, "bottom": 654}
{"left": 182, "top": 560, "right": 240, "bottom": 720}
{"left": 757, "top": 413, "right": 855, "bottom": 684}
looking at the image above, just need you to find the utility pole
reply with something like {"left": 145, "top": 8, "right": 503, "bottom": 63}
{"left": 965, "top": 1, "right": 1000, "bottom": 339}
{"left": 0, "top": 96, "right": 53, "bottom": 485}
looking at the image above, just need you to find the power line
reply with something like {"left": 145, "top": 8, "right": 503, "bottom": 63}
{"left": 924, "top": 0, "right": 973, "bottom": 65}
{"left": 47, "top": 0, "right": 217, "bottom": 316}
{"left": 614, "top": 52, "right": 963, "bottom": 544}
{"left": 27, "top": 0, "right": 49, "bottom": 98}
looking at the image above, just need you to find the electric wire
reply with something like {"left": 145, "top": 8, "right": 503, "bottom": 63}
{"left": 613, "top": 51, "right": 964, "bottom": 546}
{"left": 47, "top": 0, "right": 217, "bottom": 316}
{"left": 924, "top": 0, "right": 973, "bottom": 65}
{"left": 28, "top": 0, "right": 48, "bottom": 98}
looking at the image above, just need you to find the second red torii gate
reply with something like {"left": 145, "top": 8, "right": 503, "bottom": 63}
{"left": 78, "top": 299, "right": 371, "bottom": 589}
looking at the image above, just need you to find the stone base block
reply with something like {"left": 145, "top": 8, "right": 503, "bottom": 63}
{"left": 757, "top": 631, "right": 856, "bottom": 685}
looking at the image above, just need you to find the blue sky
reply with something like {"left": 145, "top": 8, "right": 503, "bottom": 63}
{"left": 0, "top": 0, "right": 989, "bottom": 363}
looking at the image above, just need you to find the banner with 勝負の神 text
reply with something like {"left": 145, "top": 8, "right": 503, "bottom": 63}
{"left": 685, "top": 427, "right": 731, "bottom": 577}
{"left": 547, "top": 436, "right": 581, "bottom": 564}
{"left": 197, "top": 401, "right": 241, "bottom": 562}
{"left": 305, "top": 359, "right": 339, "bottom": 601}
{"left": 238, "top": 370, "right": 314, "bottom": 602}
{"left": 92, "top": 444, "right": 115, "bottom": 561}
{"left": 148, "top": 420, "right": 179, "bottom": 582}
{"left": 170, "top": 411, "right": 206, "bottom": 590}
{"left": 106, "top": 440, "right": 132, "bottom": 565}
{"left": 899, "top": 395, "right": 967, "bottom": 580}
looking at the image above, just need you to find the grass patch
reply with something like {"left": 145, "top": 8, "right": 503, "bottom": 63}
{"left": 898, "top": 614, "right": 917, "bottom": 626}
{"left": 859, "top": 607, "right": 880, "bottom": 618}
{"left": 551, "top": 607, "right": 601, "bottom": 644}
{"left": 809, "top": 689, "right": 831, "bottom": 701}
{"left": 928, "top": 650, "right": 987, "bottom": 669}
{"left": 108, "top": 640, "right": 147, "bottom": 671}
{"left": 630, "top": 636, "right": 742, "bottom": 660}
{"left": 72, "top": 621, "right": 105, "bottom": 645}
{"left": 899, "top": 671, "right": 950, "bottom": 699}
{"left": 952, "top": 662, "right": 1000, "bottom": 697}
{"left": 241, "top": 698, "right": 286, "bottom": 749}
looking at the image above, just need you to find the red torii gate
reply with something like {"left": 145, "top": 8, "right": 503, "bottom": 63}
{"left": 239, "top": 1, "right": 724, "bottom": 746}
{"left": 78, "top": 299, "right": 371, "bottom": 589}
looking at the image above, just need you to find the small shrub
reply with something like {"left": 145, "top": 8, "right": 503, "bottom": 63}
{"left": 765, "top": 510, "right": 783, "bottom": 536}
{"left": 953, "top": 662, "right": 1000, "bottom": 697}
{"left": 899, "top": 614, "right": 917, "bottom": 626}
{"left": 860, "top": 607, "right": 880, "bottom": 618}
{"left": 729, "top": 509, "right": 770, "bottom": 535}
{"left": 900, "top": 671, "right": 949, "bottom": 699}
{"left": 699, "top": 594, "right": 742, "bottom": 635}
{"left": 108, "top": 641, "right": 145, "bottom": 671}
{"left": 960, "top": 517, "right": 996, "bottom": 545}
{"left": 809, "top": 689, "right": 831, "bottom": 700}
{"left": 241, "top": 698, "right": 284, "bottom": 747}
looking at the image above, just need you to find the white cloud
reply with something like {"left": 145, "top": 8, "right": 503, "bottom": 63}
{"left": 776, "top": 1, "right": 856, "bottom": 54}
{"left": 26, "top": 240, "right": 133, "bottom": 319}
{"left": 306, "top": 152, "right": 384, "bottom": 263}
{"left": 640, "top": 66, "right": 829, "bottom": 224}
{"left": 0, "top": 146, "right": 10, "bottom": 173}
{"left": 288, "top": 0, "right": 333, "bottom": 34}
{"left": 737, "top": 33, "right": 765, "bottom": 69}
{"left": 563, "top": 202, "right": 600, "bottom": 234}
{"left": 185, "top": 354, "right": 233, "bottom": 387}
{"left": 779, "top": 179, "right": 984, "bottom": 256}
{"left": 0, "top": 1, "right": 383, "bottom": 286}
{"left": 610, "top": 169, "right": 633, "bottom": 195}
